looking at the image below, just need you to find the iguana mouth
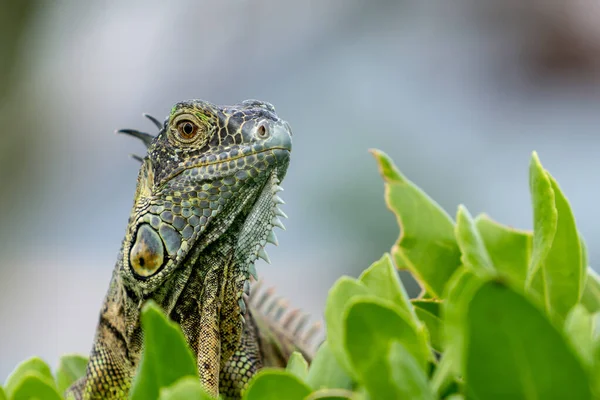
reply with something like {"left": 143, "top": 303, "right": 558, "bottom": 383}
{"left": 164, "top": 147, "right": 291, "bottom": 185}
{"left": 193, "top": 148, "right": 290, "bottom": 169}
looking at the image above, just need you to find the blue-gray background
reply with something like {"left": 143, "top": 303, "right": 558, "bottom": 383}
{"left": 2, "top": 0, "right": 600, "bottom": 380}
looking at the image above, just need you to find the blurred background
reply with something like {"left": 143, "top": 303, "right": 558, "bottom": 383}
{"left": 2, "top": 0, "right": 600, "bottom": 379}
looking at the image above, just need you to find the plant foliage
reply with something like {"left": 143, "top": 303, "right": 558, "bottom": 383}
{"left": 4, "top": 150, "right": 600, "bottom": 399}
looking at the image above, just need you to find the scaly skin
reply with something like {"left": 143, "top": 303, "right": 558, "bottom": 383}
{"left": 66, "top": 99, "right": 297, "bottom": 399}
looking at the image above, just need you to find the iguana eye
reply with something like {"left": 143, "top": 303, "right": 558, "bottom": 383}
{"left": 169, "top": 112, "right": 210, "bottom": 146}
{"left": 130, "top": 224, "right": 165, "bottom": 278}
{"left": 177, "top": 120, "right": 198, "bottom": 140}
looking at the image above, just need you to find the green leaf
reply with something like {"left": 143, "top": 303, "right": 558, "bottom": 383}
{"left": 435, "top": 267, "right": 482, "bottom": 397}
{"left": 0, "top": 386, "right": 6, "bottom": 400}
{"left": 430, "top": 353, "right": 455, "bottom": 398}
{"left": 526, "top": 153, "right": 583, "bottom": 320}
{"left": 475, "top": 214, "right": 532, "bottom": 285}
{"left": 441, "top": 267, "right": 482, "bottom": 376}
{"left": 526, "top": 151, "right": 558, "bottom": 287}
{"left": 411, "top": 299, "right": 440, "bottom": 316}
{"left": 455, "top": 205, "right": 495, "bottom": 275}
{"left": 129, "top": 301, "right": 198, "bottom": 400}
{"left": 344, "top": 297, "right": 430, "bottom": 398}
{"left": 158, "top": 377, "right": 214, "bottom": 400}
{"left": 359, "top": 253, "right": 415, "bottom": 319}
{"left": 243, "top": 369, "right": 311, "bottom": 400}
{"left": 304, "top": 388, "right": 356, "bottom": 399}
{"left": 580, "top": 236, "right": 589, "bottom": 294}
{"left": 9, "top": 373, "right": 62, "bottom": 400}
{"left": 564, "top": 304, "right": 595, "bottom": 368}
{"left": 286, "top": 352, "right": 309, "bottom": 381}
{"left": 541, "top": 174, "right": 583, "bottom": 319}
{"left": 55, "top": 354, "right": 88, "bottom": 394}
{"left": 388, "top": 341, "right": 435, "bottom": 400}
{"left": 464, "top": 280, "right": 592, "bottom": 399}
{"left": 593, "top": 325, "right": 600, "bottom": 398}
{"left": 371, "top": 149, "right": 461, "bottom": 297}
{"left": 4, "top": 357, "right": 56, "bottom": 397}
{"left": 582, "top": 268, "right": 600, "bottom": 313}
{"left": 306, "top": 341, "right": 353, "bottom": 391}
{"left": 324, "top": 277, "right": 373, "bottom": 378}
{"left": 412, "top": 300, "right": 443, "bottom": 352}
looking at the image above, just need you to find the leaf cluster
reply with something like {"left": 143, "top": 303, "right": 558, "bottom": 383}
{"left": 4, "top": 150, "right": 600, "bottom": 399}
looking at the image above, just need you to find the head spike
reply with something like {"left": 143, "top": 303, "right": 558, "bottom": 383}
{"left": 272, "top": 216, "right": 286, "bottom": 230}
{"left": 252, "top": 286, "right": 273, "bottom": 309}
{"left": 238, "top": 298, "right": 247, "bottom": 314}
{"left": 292, "top": 314, "right": 310, "bottom": 336}
{"left": 143, "top": 113, "right": 163, "bottom": 130}
{"left": 130, "top": 154, "right": 144, "bottom": 163}
{"left": 273, "top": 299, "right": 288, "bottom": 320}
{"left": 116, "top": 129, "right": 155, "bottom": 148}
{"left": 274, "top": 208, "right": 288, "bottom": 219}
{"left": 248, "top": 263, "right": 258, "bottom": 280}
{"left": 281, "top": 309, "right": 300, "bottom": 329}
{"left": 248, "top": 280, "right": 263, "bottom": 302}
{"left": 266, "top": 230, "right": 279, "bottom": 246}
{"left": 264, "top": 295, "right": 280, "bottom": 316}
{"left": 258, "top": 248, "right": 271, "bottom": 264}
{"left": 260, "top": 288, "right": 277, "bottom": 311}
{"left": 302, "top": 321, "right": 322, "bottom": 344}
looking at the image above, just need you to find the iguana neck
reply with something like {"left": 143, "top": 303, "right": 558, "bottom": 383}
{"left": 104, "top": 174, "right": 275, "bottom": 396}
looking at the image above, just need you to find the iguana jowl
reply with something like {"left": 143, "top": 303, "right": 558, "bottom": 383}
{"left": 67, "top": 99, "right": 309, "bottom": 399}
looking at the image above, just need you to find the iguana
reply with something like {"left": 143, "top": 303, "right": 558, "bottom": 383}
{"left": 66, "top": 99, "right": 316, "bottom": 399}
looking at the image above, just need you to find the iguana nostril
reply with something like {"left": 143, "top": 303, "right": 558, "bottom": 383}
{"left": 130, "top": 223, "right": 165, "bottom": 277}
{"left": 256, "top": 123, "right": 269, "bottom": 139}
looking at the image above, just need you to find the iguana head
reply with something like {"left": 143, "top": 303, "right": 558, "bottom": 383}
{"left": 118, "top": 99, "right": 292, "bottom": 296}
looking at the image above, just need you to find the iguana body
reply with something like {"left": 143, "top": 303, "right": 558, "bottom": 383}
{"left": 67, "top": 100, "right": 311, "bottom": 399}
